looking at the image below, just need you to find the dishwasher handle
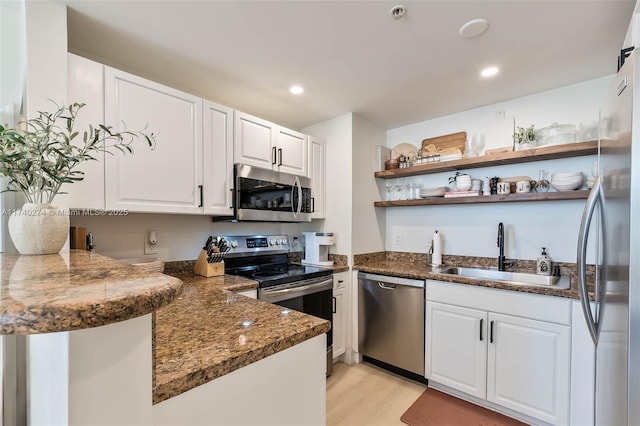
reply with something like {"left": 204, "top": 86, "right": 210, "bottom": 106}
{"left": 378, "top": 282, "right": 397, "bottom": 290}
{"left": 358, "top": 272, "right": 424, "bottom": 288}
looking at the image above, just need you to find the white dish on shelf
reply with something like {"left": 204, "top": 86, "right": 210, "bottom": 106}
{"left": 419, "top": 187, "right": 446, "bottom": 197}
{"left": 551, "top": 180, "right": 583, "bottom": 191}
{"left": 552, "top": 172, "right": 583, "bottom": 180}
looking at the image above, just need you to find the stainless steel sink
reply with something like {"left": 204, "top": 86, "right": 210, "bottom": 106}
{"left": 433, "top": 266, "right": 571, "bottom": 289}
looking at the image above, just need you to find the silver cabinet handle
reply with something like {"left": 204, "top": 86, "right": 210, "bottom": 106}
{"left": 577, "top": 177, "right": 606, "bottom": 344}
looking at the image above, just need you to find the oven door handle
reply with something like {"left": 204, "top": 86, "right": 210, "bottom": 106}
{"left": 261, "top": 278, "right": 333, "bottom": 301}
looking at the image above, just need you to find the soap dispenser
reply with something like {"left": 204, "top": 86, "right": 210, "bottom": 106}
{"left": 536, "top": 247, "right": 552, "bottom": 276}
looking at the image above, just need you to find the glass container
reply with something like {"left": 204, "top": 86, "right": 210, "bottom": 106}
{"left": 535, "top": 170, "right": 550, "bottom": 193}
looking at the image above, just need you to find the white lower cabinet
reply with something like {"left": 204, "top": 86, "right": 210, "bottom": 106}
{"left": 425, "top": 280, "right": 571, "bottom": 425}
{"left": 332, "top": 272, "right": 349, "bottom": 359}
{"left": 426, "top": 302, "right": 487, "bottom": 398}
{"left": 487, "top": 313, "right": 570, "bottom": 425}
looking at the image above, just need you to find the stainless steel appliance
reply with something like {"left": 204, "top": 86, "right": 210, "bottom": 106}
{"left": 223, "top": 235, "right": 334, "bottom": 375}
{"left": 233, "top": 164, "right": 313, "bottom": 222}
{"left": 358, "top": 272, "right": 425, "bottom": 380}
{"left": 577, "top": 48, "right": 640, "bottom": 425}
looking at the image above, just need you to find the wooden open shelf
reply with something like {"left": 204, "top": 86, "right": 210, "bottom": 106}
{"left": 374, "top": 141, "right": 597, "bottom": 179}
{"left": 374, "top": 190, "right": 590, "bottom": 207}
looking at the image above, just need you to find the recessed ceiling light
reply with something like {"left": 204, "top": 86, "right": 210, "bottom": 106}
{"left": 459, "top": 18, "right": 489, "bottom": 38}
{"left": 290, "top": 85, "right": 304, "bottom": 95}
{"left": 481, "top": 67, "right": 499, "bottom": 78}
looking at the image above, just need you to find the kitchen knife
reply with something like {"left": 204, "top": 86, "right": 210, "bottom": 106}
{"left": 204, "top": 235, "right": 213, "bottom": 251}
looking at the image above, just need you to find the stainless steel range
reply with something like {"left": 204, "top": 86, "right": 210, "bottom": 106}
{"left": 222, "top": 235, "right": 334, "bottom": 376}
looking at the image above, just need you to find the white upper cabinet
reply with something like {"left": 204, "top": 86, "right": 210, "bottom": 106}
{"left": 104, "top": 67, "right": 203, "bottom": 214}
{"left": 61, "top": 53, "right": 105, "bottom": 209}
{"left": 234, "top": 111, "right": 307, "bottom": 176}
{"left": 308, "top": 137, "right": 326, "bottom": 219}
{"left": 275, "top": 126, "right": 307, "bottom": 176}
{"left": 234, "top": 111, "right": 276, "bottom": 170}
{"left": 203, "top": 101, "right": 234, "bottom": 216}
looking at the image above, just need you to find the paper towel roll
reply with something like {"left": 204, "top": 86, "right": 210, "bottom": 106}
{"left": 432, "top": 230, "right": 442, "bottom": 266}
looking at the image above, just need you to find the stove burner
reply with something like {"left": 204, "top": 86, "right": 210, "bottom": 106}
{"left": 251, "top": 265, "right": 289, "bottom": 278}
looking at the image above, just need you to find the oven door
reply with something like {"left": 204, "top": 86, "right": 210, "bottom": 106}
{"left": 258, "top": 276, "right": 333, "bottom": 374}
{"left": 234, "top": 163, "right": 312, "bottom": 222}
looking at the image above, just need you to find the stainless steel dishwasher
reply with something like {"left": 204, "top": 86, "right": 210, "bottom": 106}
{"left": 358, "top": 272, "right": 425, "bottom": 378}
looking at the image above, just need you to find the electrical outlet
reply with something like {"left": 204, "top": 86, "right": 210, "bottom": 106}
{"left": 144, "top": 235, "right": 158, "bottom": 255}
{"left": 394, "top": 234, "right": 402, "bottom": 245}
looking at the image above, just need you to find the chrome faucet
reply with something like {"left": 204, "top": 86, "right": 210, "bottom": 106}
{"left": 497, "top": 222, "right": 512, "bottom": 271}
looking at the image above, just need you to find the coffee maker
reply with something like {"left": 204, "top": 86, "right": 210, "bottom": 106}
{"left": 301, "top": 232, "right": 334, "bottom": 267}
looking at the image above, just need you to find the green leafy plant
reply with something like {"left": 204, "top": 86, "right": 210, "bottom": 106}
{"left": 513, "top": 125, "right": 538, "bottom": 144}
{"left": 0, "top": 102, "right": 156, "bottom": 204}
{"left": 448, "top": 171, "right": 468, "bottom": 184}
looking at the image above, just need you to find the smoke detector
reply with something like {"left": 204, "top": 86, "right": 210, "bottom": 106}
{"left": 459, "top": 18, "right": 489, "bottom": 38}
{"left": 390, "top": 5, "right": 406, "bottom": 20}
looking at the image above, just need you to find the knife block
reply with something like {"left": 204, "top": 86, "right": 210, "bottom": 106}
{"left": 193, "top": 250, "right": 224, "bottom": 277}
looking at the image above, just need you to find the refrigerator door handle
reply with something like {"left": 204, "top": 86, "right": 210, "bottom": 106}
{"left": 577, "top": 177, "right": 605, "bottom": 344}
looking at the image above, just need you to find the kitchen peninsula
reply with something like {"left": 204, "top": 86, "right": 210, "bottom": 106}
{"left": 1, "top": 251, "right": 328, "bottom": 426}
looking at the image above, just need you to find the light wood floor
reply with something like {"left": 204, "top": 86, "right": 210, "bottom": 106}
{"left": 327, "top": 362, "right": 427, "bottom": 426}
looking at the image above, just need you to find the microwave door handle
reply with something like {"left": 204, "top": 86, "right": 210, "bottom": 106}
{"left": 293, "top": 176, "right": 302, "bottom": 218}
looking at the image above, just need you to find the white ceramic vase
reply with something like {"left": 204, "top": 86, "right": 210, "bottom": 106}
{"left": 8, "top": 203, "right": 69, "bottom": 255}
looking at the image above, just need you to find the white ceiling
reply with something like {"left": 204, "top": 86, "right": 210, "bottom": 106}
{"left": 65, "top": 0, "right": 635, "bottom": 131}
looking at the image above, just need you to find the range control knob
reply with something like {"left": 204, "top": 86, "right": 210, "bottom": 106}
{"left": 282, "top": 238, "right": 288, "bottom": 246}
{"left": 230, "top": 240, "right": 238, "bottom": 248}
{"left": 269, "top": 239, "right": 275, "bottom": 246}
{"left": 275, "top": 239, "right": 281, "bottom": 245}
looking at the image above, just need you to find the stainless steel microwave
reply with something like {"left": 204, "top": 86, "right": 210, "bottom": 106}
{"left": 233, "top": 164, "right": 312, "bottom": 222}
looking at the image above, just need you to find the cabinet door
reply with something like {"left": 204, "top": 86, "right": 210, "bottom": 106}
{"left": 234, "top": 111, "right": 276, "bottom": 170}
{"left": 276, "top": 126, "right": 307, "bottom": 176}
{"left": 487, "top": 313, "right": 570, "bottom": 425}
{"left": 333, "top": 288, "right": 346, "bottom": 358}
{"left": 426, "top": 301, "right": 487, "bottom": 398}
{"left": 61, "top": 53, "right": 105, "bottom": 209}
{"left": 203, "top": 101, "right": 233, "bottom": 216}
{"left": 308, "top": 137, "right": 326, "bottom": 219}
{"left": 104, "top": 67, "right": 203, "bottom": 214}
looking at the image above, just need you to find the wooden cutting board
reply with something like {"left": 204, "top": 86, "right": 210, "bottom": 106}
{"left": 421, "top": 131, "right": 466, "bottom": 154}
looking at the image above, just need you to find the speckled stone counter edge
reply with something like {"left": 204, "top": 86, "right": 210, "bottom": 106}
{"left": 353, "top": 251, "right": 595, "bottom": 300}
{"left": 0, "top": 251, "right": 183, "bottom": 335}
{"left": 152, "top": 272, "right": 330, "bottom": 404}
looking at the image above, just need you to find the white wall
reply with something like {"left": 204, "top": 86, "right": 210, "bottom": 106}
{"left": 384, "top": 76, "right": 612, "bottom": 263}
{"left": 303, "top": 113, "right": 353, "bottom": 258}
{"left": 352, "top": 114, "right": 386, "bottom": 255}
{"left": 70, "top": 214, "right": 298, "bottom": 261}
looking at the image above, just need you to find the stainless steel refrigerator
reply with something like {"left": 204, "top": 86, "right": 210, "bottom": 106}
{"left": 577, "top": 48, "right": 640, "bottom": 425}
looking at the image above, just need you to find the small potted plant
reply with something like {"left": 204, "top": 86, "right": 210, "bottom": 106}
{"left": 448, "top": 171, "right": 471, "bottom": 191}
{"left": 513, "top": 125, "right": 538, "bottom": 151}
{"left": 0, "top": 102, "right": 156, "bottom": 255}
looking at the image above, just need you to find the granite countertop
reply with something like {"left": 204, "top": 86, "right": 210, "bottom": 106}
{"left": 354, "top": 252, "right": 588, "bottom": 300}
{"left": 0, "top": 250, "right": 183, "bottom": 335}
{"left": 152, "top": 272, "right": 331, "bottom": 404}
